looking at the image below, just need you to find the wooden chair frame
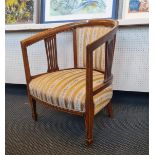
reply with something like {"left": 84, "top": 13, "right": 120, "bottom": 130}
{"left": 21, "top": 19, "right": 119, "bottom": 145}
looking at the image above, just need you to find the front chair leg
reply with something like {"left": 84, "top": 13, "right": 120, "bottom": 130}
{"left": 106, "top": 101, "right": 113, "bottom": 118}
{"left": 85, "top": 114, "right": 94, "bottom": 145}
{"left": 29, "top": 96, "right": 37, "bottom": 121}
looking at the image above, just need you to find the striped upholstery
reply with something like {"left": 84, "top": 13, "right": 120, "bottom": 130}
{"left": 29, "top": 69, "right": 112, "bottom": 115}
{"left": 76, "top": 26, "right": 112, "bottom": 72}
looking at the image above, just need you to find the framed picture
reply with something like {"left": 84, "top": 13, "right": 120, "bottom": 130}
{"left": 5, "top": 0, "right": 39, "bottom": 24}
{"left": 122, "top": 0, "right": 149, "bottom": 19}
{"left": 41, "top": 0, "right": 118, "bottom": 23}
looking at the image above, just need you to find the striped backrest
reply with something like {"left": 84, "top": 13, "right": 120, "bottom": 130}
{"left": 76, "top": 26, "right": 112, "bottom": 71}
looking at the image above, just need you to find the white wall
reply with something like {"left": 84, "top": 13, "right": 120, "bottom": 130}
{"left": 5, "top": 26, "right": 149, "bottom": 92}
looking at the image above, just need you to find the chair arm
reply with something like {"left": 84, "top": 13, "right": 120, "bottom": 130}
{"left": 20, "top": 29, "right": 61, "bottom": 84}
{"left": 93, "top": 75, "right": 113, "bottom": 96}
{"left": 85, "top": 25, "right": 118, "bottom": 105}
{"left": 20, "top": 42, "right": 32, "bottom": 84}
{"left": 20, "top": 36, "right": 49, "bottom": 84}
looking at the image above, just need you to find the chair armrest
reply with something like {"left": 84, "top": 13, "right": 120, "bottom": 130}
{"left": 20, "top": 30, "right": 59, "bottom": 84}
{"left": 20, "top": 36, "right": 52, "bottom": 84}
{"left": 20, "top": 23, "right": 77, "bottom": 84}
{"left": 93, "top": 75, "right": 113, "bottom": 96}
{"left": 20, "top": 42, "right": 32, "bottom": 84}
{"left": 85, "top": 24, "right": 118, "bottom": 103}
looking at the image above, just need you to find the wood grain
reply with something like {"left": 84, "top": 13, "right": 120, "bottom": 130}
{"left": 20, "top": 19, "right": 119, "bottom": 145}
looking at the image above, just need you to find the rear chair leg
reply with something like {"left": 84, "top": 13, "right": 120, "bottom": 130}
{"left": 29, "top": 96, "right": 37, "bottom": 121}
{"left": 106, "top": 101, "right": 113, "bottom": 118}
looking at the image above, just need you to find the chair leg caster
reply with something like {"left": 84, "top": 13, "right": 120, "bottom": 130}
{"left": 32, "top": 113, "right": 37, "bottom": 121}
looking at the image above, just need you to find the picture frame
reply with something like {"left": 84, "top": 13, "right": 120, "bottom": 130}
{"left": 41, "top": 0, "right": 118, "bottom": 23}
{"left": 122, "top": 0, "right": 149, "bottom": 20}
{"left": 5, "top": 0, "right": 39, "bottom": 25}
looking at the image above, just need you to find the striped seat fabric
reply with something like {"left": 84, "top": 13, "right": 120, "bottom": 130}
{"left": 29, "top": 69, "right": 112, "bottom": 115}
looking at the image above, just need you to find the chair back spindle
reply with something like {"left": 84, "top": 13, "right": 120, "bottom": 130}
{"left": 44, "top": 35, "right": 59, "bottom": 72}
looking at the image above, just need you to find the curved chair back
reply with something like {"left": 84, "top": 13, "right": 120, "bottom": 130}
{"left": 21, "top": 19, "right": 118, "bottom": 83}
{"left": 76, "top": 25, "right": 113, "bottom": 71}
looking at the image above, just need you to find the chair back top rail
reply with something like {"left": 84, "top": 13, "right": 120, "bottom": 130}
{"left": 21, "top": 19, "right": 118, "bottom": 47}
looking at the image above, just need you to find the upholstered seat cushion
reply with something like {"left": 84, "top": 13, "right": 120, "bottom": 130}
{"left": 29, "top": 69, "right": 113, "bottom": 114}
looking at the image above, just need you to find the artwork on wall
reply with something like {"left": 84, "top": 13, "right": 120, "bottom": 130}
{"left": 5, "top": 0, "right": 39, "bottom": 24}
{"left": 41, "top": 0, "right": 118, "bottom": 23}
{"left": 122, "top": 0, "right": 149, "bottom": 19}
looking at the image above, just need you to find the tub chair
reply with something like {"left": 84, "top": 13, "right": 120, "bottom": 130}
{"left": 21, "top": 19, "right": 119, "bottom": 145}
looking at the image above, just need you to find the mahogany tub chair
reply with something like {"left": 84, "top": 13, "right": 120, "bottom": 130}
{"left": 21, "top": 19, "right": 118, "bottom": 145}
